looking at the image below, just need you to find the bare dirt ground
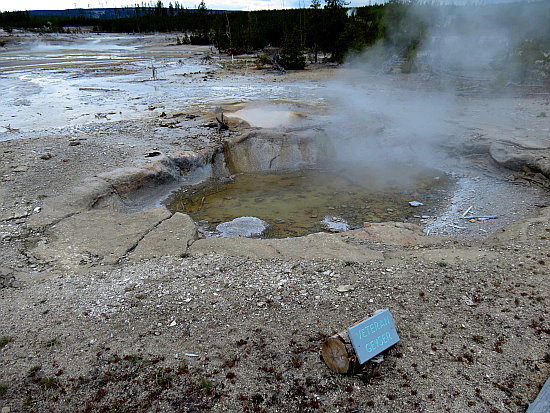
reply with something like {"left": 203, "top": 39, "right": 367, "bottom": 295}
{"left": 0, "top": 32, "right": 549, "bottom": 413}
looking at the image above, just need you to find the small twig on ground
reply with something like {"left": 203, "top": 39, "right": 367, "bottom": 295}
{"left": 4, "top": 124, "right": 20, "bottom": 132}
{"left": 198, "top": 196, "right": 206, "bottom": 211}
{"left": 462, "top": 215, "right": 499, "bottom": 220}
{"left": 216, "top": 113, "right": 228, "bottom": 132}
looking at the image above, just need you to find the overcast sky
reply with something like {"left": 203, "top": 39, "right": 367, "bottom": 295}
{"left": 0, "top": 0, "right": 386, "bottom": 12}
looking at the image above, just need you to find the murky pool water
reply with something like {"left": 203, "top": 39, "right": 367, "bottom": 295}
{"left": 165, "top": 167, "right": 454, "bottom": 238}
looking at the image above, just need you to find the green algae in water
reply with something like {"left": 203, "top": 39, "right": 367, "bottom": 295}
{"left": 166, "top": 168, "right": 453, "bottom": 238}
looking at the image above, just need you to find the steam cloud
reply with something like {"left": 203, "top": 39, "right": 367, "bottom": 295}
{"left": 324, "top": 1, "right": 549, "bottom": 178}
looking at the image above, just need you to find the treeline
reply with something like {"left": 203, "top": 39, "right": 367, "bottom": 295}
{"left": 1, "top": 0, "right": 548, "bottom": 76}
{"left": 98, "top": 2, "right": 387, "bottom": 63}
{"left": 0, "top": 1, "right": 387, "bottom": 63}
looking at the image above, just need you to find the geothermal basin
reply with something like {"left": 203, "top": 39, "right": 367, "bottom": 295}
{"left": 165, "top": 166, "right": 452, "bottom": 238}
{"left": 2, "top": 33, "right": 547, "bottom": 245}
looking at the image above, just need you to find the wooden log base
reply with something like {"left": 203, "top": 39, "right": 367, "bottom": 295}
{"left": 321, "top": 330, "right": 358, "bottom": 374}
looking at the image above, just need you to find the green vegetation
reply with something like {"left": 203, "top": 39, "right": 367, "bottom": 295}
{"left": 123, "top": 354, "right": 144, "bottom": 364}
{"left": 198, "top": 378, "right": 213, "bottom": 389}
{"left": 44, "top": 337, "right": 59, "bottom": 348}
{"left": 0, "top": 336, "right": 13, "bottom": 349}
{"left": 37, "top": 377, "right": 60, "bottom": 389}
{"left": 27, "top": 365, "right": 42, "bottom": 377}
{"left": 279, "top": 32, "right": 307, "bottom": 70}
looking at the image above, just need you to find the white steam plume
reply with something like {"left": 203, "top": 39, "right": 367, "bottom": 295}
{"left": 323, "top": 1, "right": 549, "bottom": 177}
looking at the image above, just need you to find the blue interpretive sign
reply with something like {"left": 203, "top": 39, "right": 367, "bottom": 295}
{"left": 348, "top": 309, "right": 400, "bottom": 364}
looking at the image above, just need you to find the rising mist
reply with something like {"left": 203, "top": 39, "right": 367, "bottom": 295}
{"left": 323, "top": 0, "right": 549, "bottom": 179}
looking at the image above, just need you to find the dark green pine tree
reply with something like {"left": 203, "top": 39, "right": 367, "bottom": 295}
{"left": 278, "top": 32, "right": 307, "bottom": 70}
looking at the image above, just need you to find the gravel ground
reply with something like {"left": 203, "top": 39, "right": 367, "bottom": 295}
{"left": 1, "top": 237, "right": 549, "bottom": 412}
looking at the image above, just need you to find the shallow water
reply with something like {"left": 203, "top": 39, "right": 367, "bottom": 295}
{"left": 166, "top": 167, "right": 453, "bottom": 238}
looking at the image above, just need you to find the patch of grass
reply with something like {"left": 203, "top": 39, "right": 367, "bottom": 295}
{"left": 38, "top": 377, "right": 60, "bottom": 389}
{"left": 27, "top": 365, "right": 42, "bottom": 377}
{"left": 44, "top": 337, "right": 59, "bottom": 348}
{"left": 358, "top": 363, "right": 381, "bottom": 385}
{"left": 107, "top": 354, "right": 122, "bottom": 363}
{"left": 494, "top": 336, "right": 506, "bottom": 353}
{"left": 437, "top": 261, "right": 448, "bottom": 267}
{"left": 155, "top": 372, "right": 173, "bottom": 389}
{"left": 290, "top": 356, "right": 303, "bottom": 368}
{"left": 463, "top": 352, "right": 475, "bottom": 363}
{"left": 0, "top": 336, "right": 13, "bottom": 349}
{"left": 220, "top": 355, "right": 239, "bottom": 369}
{"left": 472, "top": 335, "right": 485, "bottom": 344}
{"left": 176, "top": 361, "right": 189, "bottom": 375}
{"left": 255, "top": 54, "right": 272, "bottom": 69}
{"left": 123, "top": 354, "right": 143, "bottom": 364}
{"left": 149, "top": 369, "right": 173, "bottom": 390}
{"left": 90, "top": 388, "right": 107, "bottom": 403}
{"left": 198, "top": 378, "right": 213, "bottom": 390}
{"left": 23, "top": 395, "right": 33, "bottom": 406}
{"left": 0, "top": 385, "right": 8, "bottom": 396}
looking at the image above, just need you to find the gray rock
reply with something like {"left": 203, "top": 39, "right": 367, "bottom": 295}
{"left": 320, "top": 215, "right": 350, "bottom": 232}
{"left": 226, "top": 129, "right": 331, "bottom": 173}
{"left": 0, "top": 267, "right": 15, "bottom": 288}
{"left": 128, "top": 213, "right": 198, "bottom": 261}
{"left": 216, "top": 216, "right": 269, "bottom": 238}
{"left": 31, "top": 207, "right": 172, "bottom": 268}
{"left": 27, "top": 177, "right": 117, "bottom": 230}
{"left": 336, "top": 285, "right": 354, "bottom": 293}
{"left": 489, "top": 137, "right": 550, "bottom": 178}
{"left": 13, "top": 165, "right": 28, "bottom": 173}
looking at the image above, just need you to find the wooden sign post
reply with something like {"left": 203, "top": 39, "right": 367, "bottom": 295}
{"left": 322, "top": 309, "right": 400, "bottom": 374}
